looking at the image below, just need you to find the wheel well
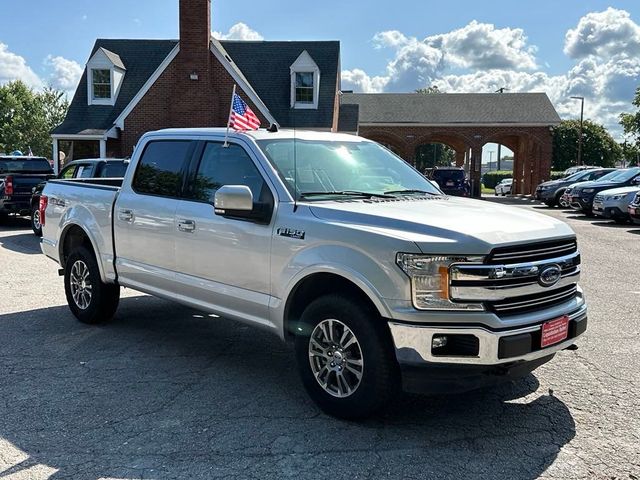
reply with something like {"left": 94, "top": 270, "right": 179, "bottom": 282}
{"left": 283, "top": 273, "right": 380, "bottom": 340}
{"left": 60, "top": 225, "right": 94, "bottom": 268}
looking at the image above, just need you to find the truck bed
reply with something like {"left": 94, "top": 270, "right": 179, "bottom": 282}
{"left": 40, "top": 178, "right": 123, "bottom": 282}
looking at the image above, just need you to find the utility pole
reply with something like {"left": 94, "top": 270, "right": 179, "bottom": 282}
{"left": 570, "top": 96, "right": 585, "bottom": 166}
{"left": 497, "top": 144, "right": 502, "bottom": 170}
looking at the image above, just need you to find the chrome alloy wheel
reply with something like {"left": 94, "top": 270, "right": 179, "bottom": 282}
{"left": 32, "top": 210, "right": 41, "bottom": 230}
{"left": 70, "top": 260, "right": 92, "bottom": 310}
{"left": 308, "top": 319, "right": 364, "bottom": 398}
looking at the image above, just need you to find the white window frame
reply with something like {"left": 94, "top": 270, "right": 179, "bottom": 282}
{"left": 86, "top": 49, "right": 125, "bottom": 106}
{"left": 290, "top": 51, "right": 320, "bottom": 110}
{"left": 90, "top": 68, "right": 112, "bottom": 103}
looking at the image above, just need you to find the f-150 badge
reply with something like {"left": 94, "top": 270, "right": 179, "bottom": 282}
{"left": 277, "top": 227, "right": 305, "bottom": 240}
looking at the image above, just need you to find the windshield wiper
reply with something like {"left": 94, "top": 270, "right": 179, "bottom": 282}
{"left": 384, "top": 189, "right": 440, "bottom": 196}
{"left": 299, "top": 190, "right": 394, "bottom": 199}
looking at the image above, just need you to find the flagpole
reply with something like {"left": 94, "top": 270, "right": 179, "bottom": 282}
{"left": 223, "top": 84, "right": 237, "bottom": 148}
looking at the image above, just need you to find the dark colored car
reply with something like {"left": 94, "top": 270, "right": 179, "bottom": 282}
{"left": 429, "top": 167, "right": 470, "bottom": 197}
{"left": 535, "top": 168, "right": 616, "bottom": 207}
{"left": 629, "top": 191, "right": 640, "bottom": 225}
{"left": 569, "top": 167, "right": 640, "bottom": 216}
{"left": 30, "top": 158, "right": 129, "bottom": 235}
{"left": 0, "top": 156, "right": 54, "bottom": 223}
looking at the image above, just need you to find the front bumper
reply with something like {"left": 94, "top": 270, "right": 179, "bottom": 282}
{"left": 388, "top": 302, "right": 587, "bottom": 393}
{"left": 628, "top": 204, "right": 640, "bottom": 224}
{"left": 535, "top": 188, "right": 554, "bottom": 201}
{"left": 593, "top": 202, "right": 628, "bottom": 220}
{"left": 570, "top": 195, "right": 594, "bottom": 212}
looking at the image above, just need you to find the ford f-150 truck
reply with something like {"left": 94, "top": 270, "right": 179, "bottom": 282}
{"left": 40, "top": 128, "right": 587, "bottom": 419}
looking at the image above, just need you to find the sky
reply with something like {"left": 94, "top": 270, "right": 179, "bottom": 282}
{"left": 2, "top": 0, "right": 640, "bottom": 143}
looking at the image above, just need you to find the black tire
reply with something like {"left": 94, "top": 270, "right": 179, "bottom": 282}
{"left": 0, "top": 212, "right": 7, "bottom": 225}
{"left": 64, "top": 246, "right": 120, "bottom": 324}
{"left": 544, "top": 199, "right": 555, "bottom": 208}
{"left": 31, "top": 206, "right": 42, "bottom": 236}
{"left": 294, "top": 294, "right": 399, "bottom": 419}
{"left": 613, "top": 217, "right": 629, "bottom": 225}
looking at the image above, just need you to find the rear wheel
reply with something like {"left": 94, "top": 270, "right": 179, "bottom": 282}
{"left": 31, "top": 206, "right": 42, "bottom": 236}
{"left": 294, "top": 294, "right": 399, "bottom": 419}
{"left": 64, "top": 246, "right": 120, "bottom": 324}
{"left": 613, "top": 217, "right": 629, "bottom": 225}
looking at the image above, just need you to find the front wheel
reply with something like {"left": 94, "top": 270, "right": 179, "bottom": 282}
{"left": 31, "top": 206, "right": 42, "bottom": 236}
{"left": 64, "top": 246, "right": 120, "bottom": 324}
{"left": 294, "top": 295, "right": 399, "bottom": 419}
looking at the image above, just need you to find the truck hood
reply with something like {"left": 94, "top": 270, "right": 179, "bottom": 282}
{"left": 308, "top": 196, "right": 574, "bottom": 255}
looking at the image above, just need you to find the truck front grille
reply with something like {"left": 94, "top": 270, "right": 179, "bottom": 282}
{"left": 486, "top": 238, "right": 577, "bottom": 264}
{"left": 450, "top": 238, "right": 581, "bottom": 317}
{"left": 488, "top": 284, "right": 578, "bottom": 315}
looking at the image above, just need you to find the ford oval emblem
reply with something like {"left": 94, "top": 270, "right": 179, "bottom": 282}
{"left": 538, "top": 264, "right": 562, "bottom": 287}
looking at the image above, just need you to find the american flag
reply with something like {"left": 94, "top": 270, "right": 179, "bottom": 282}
{"left": 229, "top": 93, "right": 261, "bottom": 131}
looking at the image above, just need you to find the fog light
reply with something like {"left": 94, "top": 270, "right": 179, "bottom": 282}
{"left": 432, "top": 335, "right": 448, "bottom": 349}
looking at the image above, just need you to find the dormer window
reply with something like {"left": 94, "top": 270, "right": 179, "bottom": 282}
{"left": 86, "top": 47, "right": 126, "bottom": 106}
{"left": 92, "top": 69, "right": 112, "bottom": 100}
{"left": 290, "top": 51, "right": 320, "bottom": 109}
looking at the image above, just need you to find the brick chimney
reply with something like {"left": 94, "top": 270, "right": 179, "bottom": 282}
{"left": 179, "top": 0, "right": 211, "bottom": 60}
{"left": 172, "top": 0, "right": 213, "bottom": 126}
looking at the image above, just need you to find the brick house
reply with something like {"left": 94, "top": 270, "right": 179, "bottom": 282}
{"left": 52, "top": 0, "right": 340, "bottom": 172}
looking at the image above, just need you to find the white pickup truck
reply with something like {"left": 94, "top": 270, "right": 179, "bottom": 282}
{"left": 40, "top": 128, "right": 587, "bottom": 419}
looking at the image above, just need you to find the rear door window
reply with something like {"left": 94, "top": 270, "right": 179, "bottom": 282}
{"left": 132, "top": 141, "right": 193, "bottom": 197}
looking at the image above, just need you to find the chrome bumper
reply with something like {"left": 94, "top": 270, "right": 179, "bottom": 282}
{"left": 388, "top": 302, "right": 587, "bottom": 366}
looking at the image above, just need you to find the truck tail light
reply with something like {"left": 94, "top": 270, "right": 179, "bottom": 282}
{"left": 4, "top": 175, "right": 13, "bottom": 195}
{"left": 39, "top": 195, "right": 48, "bottom": 226}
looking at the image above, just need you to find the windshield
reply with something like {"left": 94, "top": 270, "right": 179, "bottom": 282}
{"left": 0, "top": 157, "right": 52, "bottom": 174}
{"left": 564, "top": 170, "right": 590, "bottom": 182}
{"left": 256, "top": 139, "right": 441, "bottom": 199}
{"left": 604, "top": 167, "right": 640, "bottom": 182}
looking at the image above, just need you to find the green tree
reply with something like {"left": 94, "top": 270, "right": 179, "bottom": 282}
{"left": 415, "top": 86, "right": 442, "bottom": 94}
{"left": 552, "top": 119, "right": 621, "bottom": 171}
{"left": 415, "top": 143, "right": 456, "bottom": 172}
{"left": 0, "top": 81, "right": 69, "bottom": 157}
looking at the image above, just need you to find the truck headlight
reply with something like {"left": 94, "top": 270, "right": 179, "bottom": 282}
{"left": 583, "top": 188, "right": 595, "bottom": 194}
{"left": 396, "top": 254, "right": 485, "bottom": 311}
{"left": 611, "top": 194, "right": 624, "bottom": 200}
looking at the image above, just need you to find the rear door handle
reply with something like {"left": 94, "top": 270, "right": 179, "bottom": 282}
{"left": 177, "top": 219, "right": 196, "bottom": 232}
{"left": 118, "top": 209, "right": 134, "bottom": 222}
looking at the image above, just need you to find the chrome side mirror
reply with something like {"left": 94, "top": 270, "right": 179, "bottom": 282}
{"left": 214, "top": 185, "right": 253, "bottom": 213}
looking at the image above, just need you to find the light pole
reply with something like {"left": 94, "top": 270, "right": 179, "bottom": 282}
{"left": 570, "top": 96, "right": 584, "bottom": 166}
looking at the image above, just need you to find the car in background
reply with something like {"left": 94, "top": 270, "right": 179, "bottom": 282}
{"left": 592, "top": 186, "right": 640, "bottom": 224}
{"left": 494, "top": 178, "right": 513, "bottom": 196}
{"left": 536, "top": 168, "right": 616, "bottom": 207}
{"left": 628, "top": 191, "right": 640, "bottom": 224}
{"left": 428, "top": 167, "right": 470, "bottom": 196}
{"left": 0, "top": 155, "right": 54, "bottom": 223}
{"left": 563, "top": 165, "right": 598, "bottom": 176}
{"left": 569, "top": 167, "right": 640, "bottom": 216}
{"left": 30, "top": 158, "right": 129, "bottom": 236}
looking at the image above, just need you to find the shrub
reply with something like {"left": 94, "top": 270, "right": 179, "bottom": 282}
{"left": 482, "top": 171, "right": 512, "bottom": 189}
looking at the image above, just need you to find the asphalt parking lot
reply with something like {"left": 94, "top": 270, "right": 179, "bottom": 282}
{"left": 0, "top": 201, "right": 639, "bottom": 480}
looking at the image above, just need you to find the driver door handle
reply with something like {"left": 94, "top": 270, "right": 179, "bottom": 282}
{"left": 118, "top": 209, "right": 134, "bottom": 222}
{"left": 177, "top": 219, "right": 196, "bottom": 232}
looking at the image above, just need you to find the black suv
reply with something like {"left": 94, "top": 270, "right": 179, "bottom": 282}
{"left": 569, "top": 167, "right": 640, "bottom": 215}
{"left": 535, "top": 168, "right": 616, "bottom": 207}
{"left": 428, "top": 167, "right": 470, "bottom": 197}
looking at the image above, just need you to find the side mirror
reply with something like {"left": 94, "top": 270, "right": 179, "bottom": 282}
{"left": 214, "top": 185, "right": 253, "bottom": 213}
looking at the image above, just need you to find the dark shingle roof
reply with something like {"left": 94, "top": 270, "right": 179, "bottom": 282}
{"left": 340, "top": 92, "right": 561, "bottom": 125}
{"left": 337, "top": 103, "right": 359, "bottom": 132}
{"left": 221, "top": 41, "right": 340, "bottom": 129}
{"left": 53, "top": 39, "right": 178, "bottom": 135}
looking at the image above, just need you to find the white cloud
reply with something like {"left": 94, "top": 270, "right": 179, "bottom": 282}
{"left": 0, "top": 43, "right": 42, "bottom": 88}
{"left": 425, "top": 20, "right": 537, "bottom": 70}
{"left": 564, "top": 8, "right": 640, "bottom": 59}
{"left": 44, "top": 55, "right": 82, "bottom": 94}
{"left": 342, "top": 11, "right": 640, "bottom": 138}
{"left": 341, "top": 68, "right": 388, "bottom": 93}
{"left": 212, "top": 22, "right": 264, "bottom": 41}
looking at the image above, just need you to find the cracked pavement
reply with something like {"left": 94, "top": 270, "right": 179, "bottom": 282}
{"left": 0, "top": 201, "right": 639, "bottom": 479}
